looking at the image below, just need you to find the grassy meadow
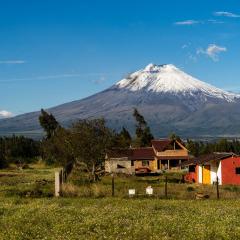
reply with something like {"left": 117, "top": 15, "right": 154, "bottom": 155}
{"left": 1, "top": 164, "right": 240, "bottom": 239}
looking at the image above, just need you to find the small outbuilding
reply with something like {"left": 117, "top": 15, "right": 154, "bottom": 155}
{"left": 183, "top": 152, "right": 240, "bottom": 185}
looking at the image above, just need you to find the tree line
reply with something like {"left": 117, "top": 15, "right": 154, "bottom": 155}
{"left": 186, "top": 139, "right": 240, "bottom": 157}
{"left": 0, "top": 136, "right": 40, "bottom": 168}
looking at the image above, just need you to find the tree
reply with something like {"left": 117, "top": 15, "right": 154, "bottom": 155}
{"left": 133, "top": 108, "right": 153, "bottom": 147}
{"left": 169, "top": 133, "right": 181, "bottom": 142}
{"left": 0, "top": 136, "right": 40, "bottom": 168}
{"left": 112, "top": 127, "right": 132, "bottom": 148}
{"left": 120, "top": 127, "right": 132, "bottom": 145}
{"left": 39, "top": 109, "right": 59, "bottom": 139}
{"left": 69, "top": 119, "right": 113, "bottom": 182}
{"left": 41, "top": 127, "right": 74, "bottom": 168}
{"left": 0, "top": 138, "right": 7, "bottom": 168}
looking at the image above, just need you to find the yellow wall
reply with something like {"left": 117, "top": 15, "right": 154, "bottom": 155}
{"left": 149, "top": 159, "right": 157, "bottom": 171}
{"left": 202, "top": 165, "right": 211, "bottom": 184}
{"left": 134, "top": 160, "right": 156, "bottom": 171}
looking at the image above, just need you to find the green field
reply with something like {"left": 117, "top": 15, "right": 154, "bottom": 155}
{"left": 1, "top": 165, "right": 240, "bottom": 240}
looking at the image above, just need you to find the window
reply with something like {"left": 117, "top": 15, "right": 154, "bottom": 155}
{"left": 131, "top": 160, "right": 134, "bottom": 166}
{"left": 235, "top": 167, "right": 240, "bottom": 175}
{"left": 142, "top": 160, "right": 149, "bottom": 167}
{"left": 117, "top": 164, "right": 125, "bottom": 169}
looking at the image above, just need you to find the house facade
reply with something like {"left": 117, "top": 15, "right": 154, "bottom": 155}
{"left": 105, "top": 139, "right": 189, "bottom": 174}
{"left": 183, "top": 153, "right": 240, "bottom": 185}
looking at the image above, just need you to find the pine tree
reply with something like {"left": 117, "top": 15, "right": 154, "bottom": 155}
{"left": 133, "top": 108, "right": 153, "bottom": 147}
{"left": 39, "top": 109, "right": 60, "bottom": 139}
{"left": 119, "top": 127, "right": 132, "bottom": 147}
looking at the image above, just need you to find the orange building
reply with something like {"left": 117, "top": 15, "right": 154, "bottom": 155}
{"left": 183, "top": 152, "right": 240, "bottom": 185}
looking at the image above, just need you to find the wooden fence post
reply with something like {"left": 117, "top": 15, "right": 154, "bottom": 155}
{"left": 55, "top": 171, "right": 61, "bottom": 197}
{"left": 111, "top": 173, "right": 115, "bottom": 197}
{"left": 165, "top": 176, "right": 168, "bottom": 198}
{"left": 216, "top": 177, "right": 220, "bottom": 199}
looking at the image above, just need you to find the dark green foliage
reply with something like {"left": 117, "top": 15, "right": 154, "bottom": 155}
{"left": 70, "top": 119, "right": 113, "bottom": 182}
{"left": 0, "top": 136, "right": 40, "bottom": 168}
{"left": 0, "top": 142, "right": 7, "bottom": 169}
{"left": 112, "top": 127, "right": 132, "bottom": 148}
{"left": 120, "top": 127, "right": 132, "bottom": 145}
{"left": 41, "top": 127, "right": 74, "bottom": 167}
{"left": 41, "top": 118, "right": 114, "bottom": 182}
{"left": 133, "top": 108, "right": 153, "bottom": 147}
{"left": 169, "top": 133, "right": 182, "bottom": 142}
{"left": 186, "top": 186, "right": 195, "bottom": 192}
{"left": 39, "top": 109, "right": 59, "bottom": 139}
{"left": 186, "top": 139, "right": 240, "bottom": 157}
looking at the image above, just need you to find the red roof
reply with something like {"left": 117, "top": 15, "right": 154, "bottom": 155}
{"left": 106, "top": 149, "right": 132, "bottom": 158}
{"left": 151, "top": 139, "right": 172, "bottom": 152}
{"left": 131, "top": 148, "right": 154, "bottom": 160}
{"left": 106, "top": 148, "right": 154, "bottom": 160}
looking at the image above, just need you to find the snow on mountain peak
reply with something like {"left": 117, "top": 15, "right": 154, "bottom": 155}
{"left": 115, "top": 63, "right": 239, "bottom": 102}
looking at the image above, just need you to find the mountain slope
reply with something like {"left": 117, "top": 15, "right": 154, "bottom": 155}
{"left": 1, "top": 64, "right": 240, "bottom": 138}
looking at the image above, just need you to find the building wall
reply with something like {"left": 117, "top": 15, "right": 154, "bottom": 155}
{"left": 217, "top": 161, "right": 222, "bottom": 185}
{"left": 210, "top": 161, "right": 217, "bottom": 184}
{"left": 134, "top": 160, "right": 156, "bottom": 171}
{"left": 221, "top": 157, "right": 240, "bottom": 185}
{"left": 134, "top": 161, "right": 142, "bottom": 169}
{"left": 197, "top": 161, "right": 221, "bottom": 185}
{"left": 198, "top": 165, "right": 202, "bottom": 183}
{"left": 105, "top": 158, "right": 132, "bottom": 174}
{"left": 151, "top": 159, "right": 158, "bottom": 171}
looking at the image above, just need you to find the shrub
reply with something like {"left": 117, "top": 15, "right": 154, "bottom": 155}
{"left": 187, "top": 186, "right": 195, "bottom": 192}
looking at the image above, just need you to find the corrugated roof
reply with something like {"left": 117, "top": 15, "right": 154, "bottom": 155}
{"left": 181, "top": 152, "right": 236, "bottom": 166}
{"left": 106, "top": 149, "right": 132, "bottom": 159}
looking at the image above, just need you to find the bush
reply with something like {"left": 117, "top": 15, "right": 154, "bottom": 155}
{"left": 187, "top": 186, "right": 195, "bottom": 192}
{"left": 224, "top": 185, "right": 240, "bottom": 192}
{"left": 0, "top": 158, "right": 8, "bottom": 169}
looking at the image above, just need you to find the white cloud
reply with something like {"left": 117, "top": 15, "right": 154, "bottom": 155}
{"left": 174, "top": 20, "right": 201, "bottom": 25}
{"left": 182, "top": 43, "right": 191, "bottom": 49}
{"left": 0, "top": 60, "right": 25, "bottom": 64}
{"left": 0, "top": 110, "right": 13, "bottom": 118}
{"left": 0, "top": 73, "right": 110, "bottom": 83}
{"left": 214, "top": 11, "right": 240, "bottom": 18}
{"left": 92, "top": 76, "right": 107, "bottom": 84}
{"left": 197, "top": 44, "right": 227, "bottom": 62}
{"left": 175, "top": 19, "right": 225, "bottom": 26}
{"left": 207, "top": 19, "right": 224, "bottom": 24}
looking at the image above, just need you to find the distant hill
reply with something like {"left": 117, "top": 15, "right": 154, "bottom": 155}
{"left": 1, "top": 63, "right": 240, "bottom": 139}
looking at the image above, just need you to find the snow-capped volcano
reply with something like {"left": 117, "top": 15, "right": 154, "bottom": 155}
{"left": 116, "top": 63, "right": 239, "bottom": 102}
{"left": 1, "top": 63, "right": 240, "bottom": 138}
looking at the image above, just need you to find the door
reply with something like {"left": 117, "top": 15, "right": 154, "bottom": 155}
{"left": 202, "top": 165, "right": 211, "bottom": 184}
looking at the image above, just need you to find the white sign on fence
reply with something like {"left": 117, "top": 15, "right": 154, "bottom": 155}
{"left": 129, "top": 189, "right": 136, "bottom": 196}
{"left": 146, "top": 186, "right": 153, "bottom": 195}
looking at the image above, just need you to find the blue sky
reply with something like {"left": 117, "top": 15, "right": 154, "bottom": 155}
{"left": 0, "top": 0, "right": 240, "bottom": 117}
